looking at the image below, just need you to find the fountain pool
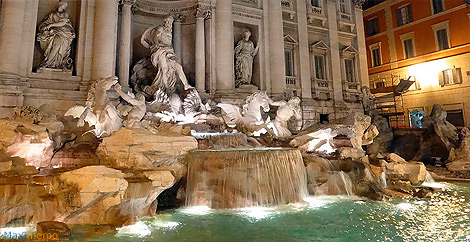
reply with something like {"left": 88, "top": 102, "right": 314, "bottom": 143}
{"left": 82, "top": 182, "right": 470, "bottom": 242}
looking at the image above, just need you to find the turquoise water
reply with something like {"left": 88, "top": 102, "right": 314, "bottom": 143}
{"left": 86, "top": 183, "right": 470, "bottom": 242}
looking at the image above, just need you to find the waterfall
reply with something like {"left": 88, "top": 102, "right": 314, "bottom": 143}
{"left": 380, "top": 172, "right": 387, "bottom": 188}
{"left": 185, "top": 148, "right": 308, "bottom": 209}
{"left": 424, "top": 171, "right": 435, "bottom": 183}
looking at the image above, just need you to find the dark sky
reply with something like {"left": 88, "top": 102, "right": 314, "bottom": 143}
{"left": 363, "top": 0, "right": 387, "bottom": 10}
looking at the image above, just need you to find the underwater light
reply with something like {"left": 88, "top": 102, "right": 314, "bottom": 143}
{"left": 397, "top": 202, "right": 413, "bottom": 210}
{"left": 180, "top": 206, "right": 211, "bottom": 215}
{"left": 160, "top": 221, "right": 180, "bottom": 229}
{"left": 116, "top": 221, "right": 151, "bottom": 237}
{"left": 421, "top": 182, "right": 447, "bottom": 189}
{"left": 239, "top": 207, "right": 275, "bottom": 220}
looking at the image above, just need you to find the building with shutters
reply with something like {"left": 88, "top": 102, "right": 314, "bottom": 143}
{"left": 363, "top": 0, "right": 470, "bottom": 128}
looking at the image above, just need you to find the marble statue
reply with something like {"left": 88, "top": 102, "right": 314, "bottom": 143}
{"left": 36, "top": 1, "right": 75, "bottom": 71}
{"left": 218, "top": 91, "right": 271, "bottom": 135}
{"left": 140, "top": 15, "right": 193, "bottom": 114}
{"left": 114, "top": 84, "right": 146, "bottom": 128}
{"left": 235, "top": 29, "right": 260, "bottom": 88}
{"left": 268, "top": 97, "right": 302, "bottom": 137}
{"left": 65, "top": 76, "right": 122, "bottom": 137}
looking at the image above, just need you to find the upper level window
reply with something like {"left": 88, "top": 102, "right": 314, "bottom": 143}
{"left": 311, "top": 0, "right": 320, "bottom": 7}
{"left": 314, "top": 55, "right": 326, "bottom": 80}
{"left": 403, "top": 39, "right": 415, "bottom": 59}
{"left": 431, "top": 0, "right": 444, "bottom": 14}
{"left": 436, "top": 28, "right": 449, "bottom": 50}
{"left": 397, "top": 5, "right": 413, "bottom": 26}
{"left": 345, "top": 59, "right": 356, "bottom": 82}
{"left": 339, "top": 0, "right": 348, "bottom": 14}
{"left": 366, "top": 18, "right": 380, "bottom": 37}
{"left": 371, "top": 48, "right": 381, "bottom": 67}
{"left": 285, "top": 50, "right": 294, "bottom": 76}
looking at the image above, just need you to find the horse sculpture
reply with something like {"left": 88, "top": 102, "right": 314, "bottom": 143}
{"left": 217, "top": 91, "right": 271, "bottom": 135}
{"left": 65, "top": 76, "right": 122, "bottom": 137}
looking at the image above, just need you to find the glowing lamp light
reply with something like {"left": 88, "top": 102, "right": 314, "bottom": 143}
{"left": 408, "top": 59, "right": 448, "bottom": 89}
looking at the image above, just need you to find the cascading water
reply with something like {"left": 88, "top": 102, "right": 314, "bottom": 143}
{"left": 424, "top": 171, "right": 435, "bottom": 183}
{"left": 185, "top": 148, "right": 308, "bottom": 209}
{"left": 380, "top": 172, "right": 387, "bottom": 188}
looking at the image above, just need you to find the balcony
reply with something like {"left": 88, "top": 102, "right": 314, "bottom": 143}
{"left": 286, "top": 76, "right": 297, "bottom": 85}
{"left": 338, "top": 12, "right": 355, "bottom": 32}
{"left": 307, "top": 6, "right": 327, "bottom": 25}
{"left": 312, "top": 78, "right": 333, "bottom": 100}
{"left": 342, "top": 80, "right": 362, "bottom": 103}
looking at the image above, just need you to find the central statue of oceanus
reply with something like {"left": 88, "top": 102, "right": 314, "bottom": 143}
{"left": 140, "top": 15, "right": 193, "bottom": 114}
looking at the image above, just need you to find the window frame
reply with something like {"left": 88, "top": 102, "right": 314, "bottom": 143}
{"left": 431, "top": 21, "right": 450, "bottom": 51}
{"left": 344, "top": 58, "right": 356, "bottom": 83}
{"left": 284, "top": 50, "right": 295, "bottom": 77}
{"left": 430, "top": 0, "right": 445, "bottom": 15}
{"left": 310, "top": 0, "right": 320, "bottom": 8}
{"left": 369, "top": 42, "right": 382, "bottom": 67}
{"left": 396, "top": 4, "right": 413, "bottom": 26}
{"left": 314, "top": 54, "right": 327, "bottom": 80}
{"left": 366, "top": 17, "right": 380, "bottom": 37}
{"left": 399, "top": 32, "right": 416, "bottom": 59}
{"left": 339, "top": 0, "right": 349, "bottom": 14}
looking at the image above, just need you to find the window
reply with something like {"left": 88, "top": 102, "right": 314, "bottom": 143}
{"left": 339, "top": 0, "right": 347, "bottom": 14}
{"left": 431, "top": 0, "right": 444, "bottom": 14}
{"left": 439, "top": 68, "right": 463, "bottom": 86}
{"left": 285, "top": 50, "right": 294, "bottom": 76}
{"left": 371, "top": 48, "right": 381, "bottom": 67}
{"left": 314, "top": 55, "right": 326, "bottom": 80}
{"left": 447, "top": 109, "right": 465, "bottom": 127}
{"left": 366, "top": 18, "right": 380, "bottom": 37}
{"left": 345, "top": 59, "right": 356, "bottom": 82}
{"left": 403, "top": 39, "right": 414, "bottom": 59}
{"left": 311, "top": 0, "right": 320, "bottom": 7}
{"left": 369, "top": 42, "right": 381, "bottom": 67}
{"left": 436, "top": 29, "right": 449, "bottom": 50}
{"left": 397, "top": 5, "right": 413, "bottom": 26}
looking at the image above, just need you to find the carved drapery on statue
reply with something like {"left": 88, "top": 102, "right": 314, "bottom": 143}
{"left": 235, "top": 29, "right": 259, "bottom": 88}
{"left": 137, "top": 15, "right": 193, "bottom": 114}
{"left": 36, "top": 1, "right": 75, "bottom": 71}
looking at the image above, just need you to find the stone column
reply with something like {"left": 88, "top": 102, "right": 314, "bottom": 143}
{"left": 0, "top": 0, "right": 26, "bottom": 76}
{"left": 268, "top": 0, "right": 286, "bottom": 95}
{"left": 296, "top": 0, "right": 312, "bottom": 99}
{"left": 118, "top": 0, "right": 135, "bottom": 88}
{"left": 327, "top": 0, "right": 343, "bottom": 102}
{"left": 173, "top": 16, "right": 183, "bottom": 63}
{"left": 91, "top": 0, "right": 119, "bottom": 80}
{"left": 195, "top": 8, "right": 209, "bottom": 92}
{"left": 354, "top": 5, "right": 369, "bottom": 87}
{"left": 215, "top": 0, "right": 234, "bottom": 92}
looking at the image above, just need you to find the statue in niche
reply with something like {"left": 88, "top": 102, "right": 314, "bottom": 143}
{"left": 235, "top": 29, "right": 260, "bottom": 88}
{"left": 36, "top": 1, "right": 75, "bottom": 71}
{"left": 140, "top": 15, "right": 193, "bottom": 114}
{"left": 267, "top": 96, "right": 302, "bottom": 137}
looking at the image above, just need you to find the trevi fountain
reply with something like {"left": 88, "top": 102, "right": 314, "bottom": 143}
{"left": 0, "top": 0, "right": 469, "bottom": 241}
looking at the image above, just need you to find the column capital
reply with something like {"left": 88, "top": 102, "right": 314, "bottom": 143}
{"left": 352, "top": 0, "right": 365, "bottom": 9}
{"left": 195, "top": 5, "right": 212, "bottom": 19}
{"left": 172, "top": 14, "right": 186, "bottom": 23}
{"left": 120, "top": 0, "right": 136, "bottom": 6}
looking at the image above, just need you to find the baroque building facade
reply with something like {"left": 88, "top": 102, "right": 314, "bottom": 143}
{"left": 364, "top": 0, "right": 470, "bottom": 128}
{"left": 0, "top": 0, "right": 368, "bottom": 125}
